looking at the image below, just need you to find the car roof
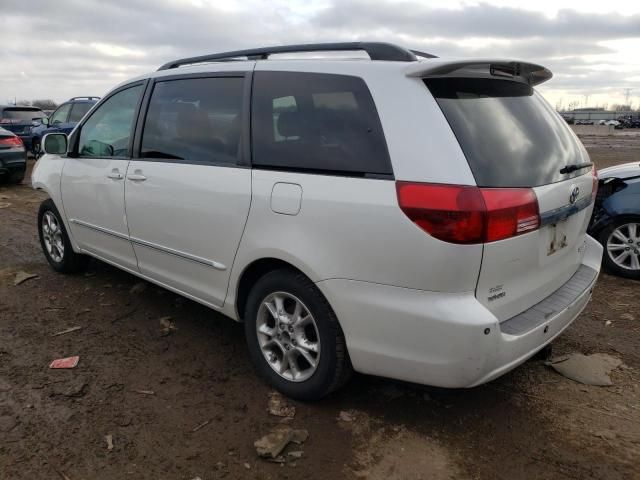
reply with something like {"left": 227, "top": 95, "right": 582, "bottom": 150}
{"left": 113, "top": 56, "right": 550, "bottom": 91}
{"left": 0, "top": 105, "right": 43, "bottom": 110}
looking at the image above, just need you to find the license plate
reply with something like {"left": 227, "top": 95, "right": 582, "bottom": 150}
{"left": 547, "top": 220, "right": 569, "bottom": 256}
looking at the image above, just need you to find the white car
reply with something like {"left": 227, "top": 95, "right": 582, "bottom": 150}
{"left": 605, "top": 120, "right": 620, "bottom": 126}
{"left": 32, "top": 42, "right": 602, "bottom": 400}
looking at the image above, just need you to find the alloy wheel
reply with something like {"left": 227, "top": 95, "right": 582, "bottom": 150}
{"left": 606, "top": 222, "right": 640, "bottom": 271}
{"left": 42, "top": 211, "right": 64, "bottom": 263}
{"left": 256, "top": 291, "right": 321, "bottom": 382}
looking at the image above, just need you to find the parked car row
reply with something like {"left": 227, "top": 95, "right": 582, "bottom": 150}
{"left": 563, "top": 118, "right": 640, "bottom": 128}
{"left": 0, "top": 126, "right": 27, "bottom": 184}
{"left": 0, "top": 97, "right": 99, "bottom": 161}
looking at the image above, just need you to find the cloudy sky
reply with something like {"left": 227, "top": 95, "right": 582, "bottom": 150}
{"left": 1, "top": 0, "right": 639, "bottom": 110}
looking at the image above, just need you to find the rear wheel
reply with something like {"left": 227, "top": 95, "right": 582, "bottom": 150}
{"left": 244, "top": 269, "right": 352, "bottom": 400}
{"left": 38, "top": 199, "right": 89, "bottom": 273}
{"left": 599, "top": 219, "right": 640, "bottom": 279}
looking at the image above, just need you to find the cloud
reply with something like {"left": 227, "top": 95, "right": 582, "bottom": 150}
{"left": 0, "top": 0, "right": 638, "bottom": 106}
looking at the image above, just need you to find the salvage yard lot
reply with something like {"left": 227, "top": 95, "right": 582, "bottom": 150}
{"left": 1, "top": 132, "right": 639, "bottom": 479}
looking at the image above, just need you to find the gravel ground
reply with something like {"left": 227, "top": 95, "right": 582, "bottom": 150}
{"left": 1, "top": 136, "right": 639, "bottom": 479}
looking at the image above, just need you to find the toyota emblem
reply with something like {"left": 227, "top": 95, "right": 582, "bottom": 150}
{"left": 569, "top": 186, "right": 580, "bottom": 204}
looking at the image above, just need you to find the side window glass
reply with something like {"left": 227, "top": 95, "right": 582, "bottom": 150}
{"left": 141, "top": 77, "right": 244, "bottom": 164}
{"left": 252, "top": 72, "right": 392, "bottom": 175}
{"left": 78, "top": 85, "right": 143, "bottom": 158}
{"left": 50, "top": 104, "right": 71, "bottom": 125}
{"left": 68, "top": 103, "right": 93, "bottom": 123}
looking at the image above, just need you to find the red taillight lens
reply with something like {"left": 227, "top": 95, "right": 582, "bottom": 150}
{"left": 0, "top": 136, "right": 23, "bottom": 147}
{"left": 482, "top": 188, "right": 540, "bottom": 242}
{"left": 395, "top": 183, "right": 485, "bottom": 243}
{"left": 396, "top": 182, "right": 540, "bottom": 244}
{"left": 591, "top": 165, "right": 598, "bottom": 201}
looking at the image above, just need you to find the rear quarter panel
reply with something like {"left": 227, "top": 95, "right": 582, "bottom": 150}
{"left": 227, "top": 170, "right": 483, "bottom": 312}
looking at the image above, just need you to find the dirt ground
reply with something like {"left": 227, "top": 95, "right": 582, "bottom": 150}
{"left": 1, "top": 133, "right": 639, "bottom": 480}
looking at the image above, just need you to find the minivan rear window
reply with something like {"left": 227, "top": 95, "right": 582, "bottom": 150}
{"left": 425, "top": 78, "right": 585, "bottom": 187}
{"left": 252, "top": 72, "right": 392, "bottom": 176}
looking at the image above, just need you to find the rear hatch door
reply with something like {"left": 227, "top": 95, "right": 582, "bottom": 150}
{"left": 1, "top": 107, "right": 44, "bottom": 135}
{"left": 424, "top": 72, "right": 595, "bottom": 321}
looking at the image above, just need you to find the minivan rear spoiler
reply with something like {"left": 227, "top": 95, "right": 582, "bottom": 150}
{"left": 405, "top": 59, "right": 553, "bottom": 86}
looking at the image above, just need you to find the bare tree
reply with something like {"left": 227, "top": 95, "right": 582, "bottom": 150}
{"left": 16, "top": 99, "right": 32, "bottom": 106}
{"left": 31, "top": 99, "right": 58, "bottom": 110}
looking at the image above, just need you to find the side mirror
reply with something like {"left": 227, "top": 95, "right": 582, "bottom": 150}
{"left": 42, "top": 133, "right": 68, "bottom": 155}
{"left": 40, "top": 117, "right": 50, "bottom": 126}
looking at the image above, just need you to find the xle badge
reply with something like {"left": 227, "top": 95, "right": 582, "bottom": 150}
{"left": 488, "top": 285, "right": 506, "bottom": 302}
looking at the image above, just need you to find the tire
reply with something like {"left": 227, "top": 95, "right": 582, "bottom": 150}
{"left": 244, "top": 269, "right": 352, "bottom": 401}
{"left": 32, "top": 137, "right": 41, "bottom": 158}
{"left": 38, "top": 199, "right": 89, "bottom": 273}
{"left": 598, "top": 218, "right": 640, "bottom": 280}
{"left": 9, "top": 169, "right": 25, "bottom": 185}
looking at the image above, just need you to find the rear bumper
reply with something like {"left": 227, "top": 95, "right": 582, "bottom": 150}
{"left": 316, "top": 235, "right": 603, "bottom": 388}
{"left": 0, "top": 150, "right": 27, "bottom": 176}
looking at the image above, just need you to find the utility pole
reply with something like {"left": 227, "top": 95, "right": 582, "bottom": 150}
{"left": 623, "top": 88, "right": 632, "bottom": 107}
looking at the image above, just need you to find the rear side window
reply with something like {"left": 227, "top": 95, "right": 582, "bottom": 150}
{"left": 141, "top": 77, "right": 244, "bottom": 165}
{"left": 426, "top": 78, "right": 584, "bottom": 187}
{"left": 252, "top": 72, "right": 392, "bottom": 175}
{"left": 68, "top": 103, "right": 93, "bottom": 123}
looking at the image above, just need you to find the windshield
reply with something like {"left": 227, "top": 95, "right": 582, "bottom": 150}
{"left": 2, "top": 108, "right": 45, "bottom": 122}
{"left": 426, "top": 78, "right": 585, "bottom": 187}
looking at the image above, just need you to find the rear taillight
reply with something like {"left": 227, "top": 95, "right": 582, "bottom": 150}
{"left": 396, "top": 182, "right": 540, "bottom": 244}
{"left": 591, "top": 165, "right": 598, "bottom": 201}
{"left": 0, "top": 136, "right": 23, "bottom": 148}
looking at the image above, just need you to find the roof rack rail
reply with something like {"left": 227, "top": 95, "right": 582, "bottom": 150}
{"left": 410, "top": 50, "right": 438, "bottom": 59}
{"left": 69, "top": 96, "right": 100, "bottom": 101}
{"left": 158, "top": 42, "right": 437, "bottom": 70}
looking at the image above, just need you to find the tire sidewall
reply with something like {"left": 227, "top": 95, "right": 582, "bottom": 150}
{"left": 244, "top": 270, "right": 340, "bottom": 400}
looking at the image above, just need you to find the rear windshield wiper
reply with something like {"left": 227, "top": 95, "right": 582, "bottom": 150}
{"left": 559, "top": 162, "right": 593, "bottom": 175}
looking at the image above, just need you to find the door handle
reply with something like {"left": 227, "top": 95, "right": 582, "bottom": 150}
{"left": 127, "top": 172, "right": 147, "bottom": 182}
{"left": 107, "top": 169, "right": 123, "bottom": 180}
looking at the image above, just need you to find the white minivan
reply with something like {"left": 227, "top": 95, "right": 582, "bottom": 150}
{"left": 33, "top": 42, "right": 602, "bottom": 400}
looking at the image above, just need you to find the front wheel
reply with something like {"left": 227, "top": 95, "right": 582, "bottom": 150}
{"left": 599, "top": 219, "right": 640, "bottom": 279}
{"left": 31, "top": 137, "right": 41, "bottom": 158}
{"left": 244, "top": 269, "right": 352, "bottom": 400}
{"left": 38, "top": 199, "right": 89, "bottom": 273}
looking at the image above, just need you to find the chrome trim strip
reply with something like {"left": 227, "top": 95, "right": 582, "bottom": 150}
{"left": 69, "top": 218, "right": 129, "bottom": 241}
{"left": 70, "top": 218, "right": 227, "bottom": 271}
{"left": 539, "top": 196, "right": 592, "bottom": 227}
{"left": 130, "top": 236, "right": 227, "bottom": 271}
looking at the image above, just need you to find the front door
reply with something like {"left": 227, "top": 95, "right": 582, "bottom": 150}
{"left": 61, "top": 83, "right": 145, "bottom": 271}
{"left": 124, "top": 76, "right": 251, "bottom": 307}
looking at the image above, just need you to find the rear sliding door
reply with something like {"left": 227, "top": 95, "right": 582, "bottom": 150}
{"left": 125, "top": 74, "right": 251, "bottom": 308}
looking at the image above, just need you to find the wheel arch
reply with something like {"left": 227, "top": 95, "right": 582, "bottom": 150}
{"left": 233, "top": 257, "right": 312, "bottom": 321}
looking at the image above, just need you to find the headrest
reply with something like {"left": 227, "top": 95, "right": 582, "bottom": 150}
{"left": 277, "top": 111, "right": 302, "bottom": 138}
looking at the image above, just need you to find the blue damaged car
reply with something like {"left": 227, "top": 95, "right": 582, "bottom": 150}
{"left": 30, "top": 97, "right": 99, "bottom": 155}
{"left": 589, "top": 162, "right": 640, "bottom": 279}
